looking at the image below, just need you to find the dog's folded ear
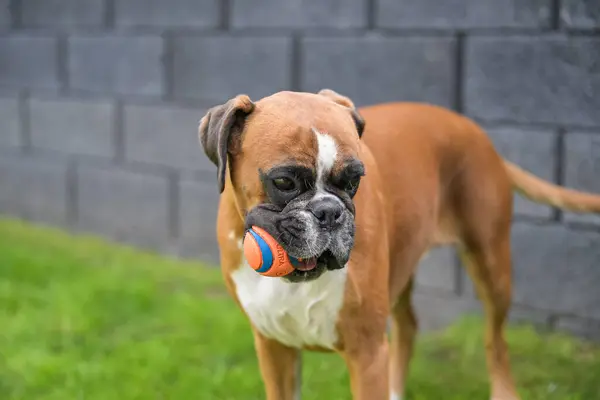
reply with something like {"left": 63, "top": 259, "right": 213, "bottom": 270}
{"left": 317, "top": 89, "right": 365, "bottom": 138}
{"left": 318, "top": 88, "right": 356, "bottom": 109}
{"left": 198, "top": 95, "right": 255, "bottom": 193}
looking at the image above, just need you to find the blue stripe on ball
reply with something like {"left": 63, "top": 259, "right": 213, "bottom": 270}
{"left": 249, "top": 229, "right": 273, "bottom": 273}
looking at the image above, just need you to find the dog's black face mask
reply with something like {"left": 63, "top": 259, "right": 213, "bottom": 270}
{"left": 245, "top": 138, "right": 365, "bottom": 283}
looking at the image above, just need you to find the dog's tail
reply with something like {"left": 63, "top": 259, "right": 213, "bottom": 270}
{"left": 504, "top": 160, "right": 600, "bottom": 213}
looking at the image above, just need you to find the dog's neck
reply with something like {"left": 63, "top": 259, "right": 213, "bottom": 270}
{"left": 222, "top": 170, "right": 247, "bottom": 226}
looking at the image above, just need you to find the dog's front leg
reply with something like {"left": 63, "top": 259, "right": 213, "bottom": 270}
{"left": 253, "top": 329, "right": 301, "bottom": 400}
{"left": 343, "top": 337, "right": 390, "bottom": 400}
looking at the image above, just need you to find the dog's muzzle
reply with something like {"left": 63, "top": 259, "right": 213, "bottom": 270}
{"left": 245, "top": 196, "right": 355, "bottom": 282}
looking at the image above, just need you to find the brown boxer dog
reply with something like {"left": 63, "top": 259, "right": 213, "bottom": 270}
{"left": 197, "top": 89, "right": 600, "bottom": 400}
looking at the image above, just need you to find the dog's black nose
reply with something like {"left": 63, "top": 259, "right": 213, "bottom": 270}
{"left": 309, "top": 197, "right": 343, "bottom": 229}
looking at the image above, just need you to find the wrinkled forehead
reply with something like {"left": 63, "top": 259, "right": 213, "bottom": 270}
{"left": 249, "top": 126, "right": 360, "bottom": 179}
{"left": 242, "top": 97, "right": 361, "bottom": 175}
{"left": 309, "top": 127, "right": 359, "bottom": 181}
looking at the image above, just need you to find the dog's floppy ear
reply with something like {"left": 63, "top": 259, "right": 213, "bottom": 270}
{"left": 198, "top": 95, "right": 255, "bottom": 193}
{"left": 318, "top": 88, "right": 365, "bottom": 138}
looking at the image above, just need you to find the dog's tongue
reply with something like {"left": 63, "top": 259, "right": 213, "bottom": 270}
{"left": 295, "top": 257, "right": 317, "bottom": 271}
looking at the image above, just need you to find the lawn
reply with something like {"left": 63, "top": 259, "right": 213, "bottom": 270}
{"left": 0, "top": 217, "right": 599, "bottom": 400}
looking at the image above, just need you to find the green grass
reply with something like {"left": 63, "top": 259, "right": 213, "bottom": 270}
{"left": 0, "top": 217, "right": 599, "bottom": 400}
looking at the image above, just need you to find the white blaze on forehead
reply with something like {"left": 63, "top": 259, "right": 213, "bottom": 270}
{"left": 313, "top": 128, "right": 337, "bottom": 191}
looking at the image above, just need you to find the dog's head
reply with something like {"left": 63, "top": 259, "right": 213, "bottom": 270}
{"left": 199, "top": 89, "right": 365, "bottom": 282}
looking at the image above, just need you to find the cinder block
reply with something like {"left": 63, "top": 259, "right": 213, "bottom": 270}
{"left": 465, "top": 36, "right": 600, "bottom": 127}
{"left": 486, "top": 126, "right": 558, "bottom": 219}
{"left": 420, "top": 288, "right": 552, "bottom": 331}
{"left": 510, "top": 222, "right": 600, "bottom": 320}
{"left": 376, "top": 0, "right": 551, "bottom": 29}
{"left": 412, "top": 292, "right": 481, "bottom": 332}
{"left": 68, "top": 35, "right": 163, "bottom": 96}
{"left": 0, "top": 97, "right": 21, "bottom": 148}
{"left": 115, "top": 0, "right": 220, "bottom": 28}
{"left": 560, "top": 0, "right": 600, "bottom": 29}
{"left": 507, "top": 306, "right": 551, "bottom": 329}
{"left": 556, "top": 315, "right": 600, "bottom": 340}
{"left": 562, "top": 131, "right": 600, "bottom": 226}
{"left": 76, "top": 164, "right": 170, "bottom": 249}
{"left": 124, "top": 103, "right": 213, "bottom": 171}
{"left": 21, "top": 0, "right": 105, "bottom": 28}
{"left": 30, "top": 98, "right": 114, "bottom": 157}
{"left": 231, "top": 0, "right": 366, "bottom": 29}
{"left": 172, "top": 36, "right": 291, "bottom": 102}
{"left": 178, "top": 177, "right": 220, "bottom": 264}
{"left": 0, "top": 36, "right": 58, "bottom": 90}
{"left": 0, "top": 0, "right": 10, "bottom": 29}
{"left": 301, "top": 36, "right": 456, "bottom": 107}
{"left": 415, "top": 246, "right": 458, "bottom": 293}
{"left": 0, "top": 154, "right": 68, "bottom": 225}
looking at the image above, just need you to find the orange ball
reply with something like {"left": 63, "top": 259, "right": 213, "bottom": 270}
{"left": 243, "top": 226, "right": 297, "bottom": 277}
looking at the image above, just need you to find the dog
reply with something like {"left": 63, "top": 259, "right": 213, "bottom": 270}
{"left": 197, "top": 89, "right": 600, "bottom": 400}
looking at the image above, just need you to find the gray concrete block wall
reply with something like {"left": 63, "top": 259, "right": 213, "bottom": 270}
{"left": 172, "top": 36, "right": 292, "bottom": 101}
{"left": 563, "top": 131, "right": 600, "bottom": 226}
{"left": 300, "top": 37, "right": 456, "bottom": 107}
{"left": 0, "top": 0, "right": 599, "bottom": 340}
{"left": 0, "top": 98, "right": 20, "bottom": 147}
{"left": 115, "top": 0, "right": 221, "bottom": 29}
{"left": 0, "top": 0, "right": 10, "bottom": 30}
{"left": 560, "top": 0, "right": 600, "bottom": 28}
{"left": 20, "top": 0, "right": 106, "bottom": 28}
{"left": 30, "top": 98, "right": 115, "bottom": 157}
{"left": 231, "top": 0, "right": 367, "bottom": 29}
{"left": 76, "top": 163, "right": 172, "bottom": 248}
{"left": 68, "top": 35, "right": 164, "bottom": 96}
{"left": 0, "top": 153, "right": 69, "bottom": 226}
{"left": 486, "top": 127, "right": 558, "bottom": 219}
{"left": 376, "top": 0, "right": 552, "bottom": 29}
{"left": 0, "top": 36, "right": 59, "bottom": 89}
{"left": 464, "top": 36, "right": 600, "bottom": 126}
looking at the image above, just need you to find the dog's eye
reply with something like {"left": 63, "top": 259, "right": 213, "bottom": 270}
{"left": 343, "top": 177, "right": 361, "bottom": 196}
{"left": 272, "top": 177, "right": 296, "bottom": 192}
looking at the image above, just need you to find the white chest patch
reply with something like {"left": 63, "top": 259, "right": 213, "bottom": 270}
{"left": 231, "top": 259, "right": 348, "bottom": 349}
